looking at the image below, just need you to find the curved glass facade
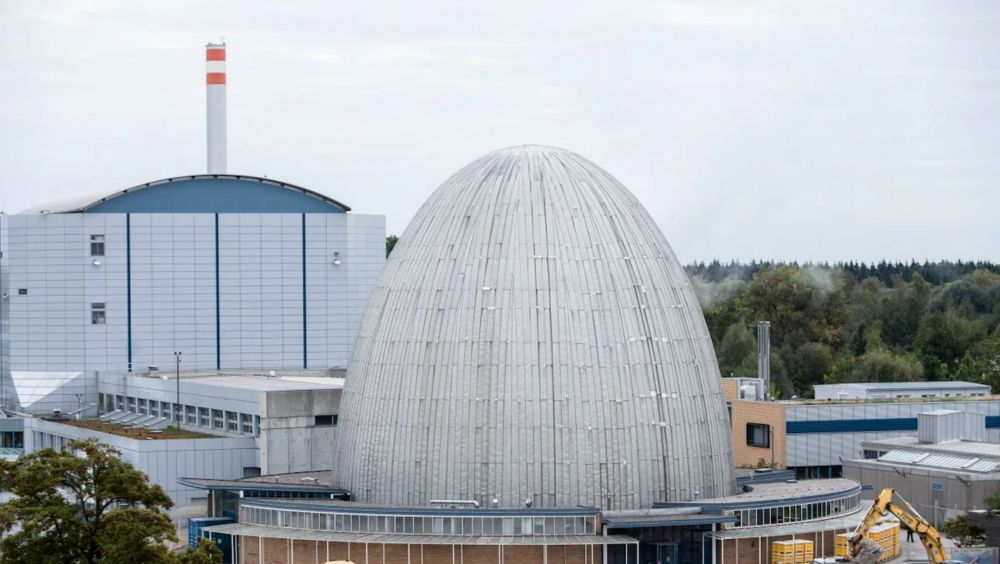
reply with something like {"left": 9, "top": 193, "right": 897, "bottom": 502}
{"left": 240, "top": 505, "right": 599, "bottom": 537}
{"left": 728, "top": 492, "right": 861, "bottom": 528}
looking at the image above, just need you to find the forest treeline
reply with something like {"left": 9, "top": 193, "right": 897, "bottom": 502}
{"left": 685, "top": 260, "right": 1000, "bottom": 398}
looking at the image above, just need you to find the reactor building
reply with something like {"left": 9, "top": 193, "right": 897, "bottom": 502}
{"left": 332, "top": 144, "right": 735, "bottom": 509}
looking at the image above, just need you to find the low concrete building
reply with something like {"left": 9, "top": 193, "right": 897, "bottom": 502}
{"left": 25, "top": 417, "right": 257, "bottom": 506}
{"left": 814, "top": 381, "right": 990, "bottom": 401}
{"left": 97, "top": 369, "right": 343, "bottom": 475}
{"left": 14, "top": 369, "right": 345, "bottom": 506}
{"left": 843, "top": 410, "right": 1000, "bottom": 526}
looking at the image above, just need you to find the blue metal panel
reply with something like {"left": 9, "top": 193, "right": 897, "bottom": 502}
{"left": 126, "top": 213, "right": 132, "bottom": 372}
{"left": 84, "top": 177, "right": 347, "bottom": 214}
{"left": 787, "top": 416, "right": 1000, "bottom": 434}
{"left": 301, "top": 213, "right": 307, "bottom": 368}
{"left": 214, "top": 214, "right": 220, "bottom": 370}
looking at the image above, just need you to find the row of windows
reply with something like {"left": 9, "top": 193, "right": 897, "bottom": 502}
{"left": 241, "top": 506, "right": 598, "bottom": 537}
{"left": 729, "top": 493, "right": 860, "bottom": 528}
{"left": 99, "top": 393, "right": 259, "bottom": 435}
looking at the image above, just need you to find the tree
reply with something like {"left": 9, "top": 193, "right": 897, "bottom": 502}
{"left": 716, "top": 321, "right": 755, "bottom": 376}
{"left": 940, "top": 513, "right": 984, "bottom": 547}
{"left": 844, "top": 349, "right": 923, "bottom": 383}
{"left": 385, "top": 234, "right": 399, "bottom": 257}
{"left": 0, "top": 439, "right": 221, "bottom": 564}
{"left": 786, "top": 341, "right": 833, "bottom": 394}
{"left": 914, "top": 311, "right": 987, "bottom": 379}
{"left": 956, "top": 337, "right": 1000, "bottom": 392}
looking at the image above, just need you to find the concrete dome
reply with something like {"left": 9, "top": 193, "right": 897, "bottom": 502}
{"left": 332, "top": 145, "right": 734, "bottom": 510}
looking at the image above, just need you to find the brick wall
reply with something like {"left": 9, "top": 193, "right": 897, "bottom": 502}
{"left": 730, "top": 400, "right": 787, "bottom": 469}
{"left": 237, "top": 536, "right": 603, "bottom": 563}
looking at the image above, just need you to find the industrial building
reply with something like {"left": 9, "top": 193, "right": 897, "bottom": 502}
{"left": 844, "top": 409, "right": 1000, "bottom": 527}
{"left": 194, "top": 145, "right": 873, "bottom": 564}
{"left": 729, "top": 393, "right": 1000, "bottom": 479}
{"left": 0, "top": 43, "right": 385, "bottom": 508}
{"left": 0, "top": 42, "right": 385, "bottom": 417}
{"left": 814, "top": 381, "right": 990, "bottom": 401}
{"left": 10, "top": 369, "right": 344, "bottom": 506}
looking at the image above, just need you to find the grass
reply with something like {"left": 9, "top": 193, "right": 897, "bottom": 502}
{"left": 60, "top": 419, "right": 216, "bottom": 440}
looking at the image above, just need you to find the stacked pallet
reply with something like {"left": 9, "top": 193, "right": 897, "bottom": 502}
{"left": 771, "top": 539, "right": 814, "bottom": 563}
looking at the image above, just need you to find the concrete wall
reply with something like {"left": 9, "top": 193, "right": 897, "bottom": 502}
{"left": 260, "top": 389, "right": 341, "bottom": 474}
{"left": 24, "top": 417, "right": 258, "bottom": 506}
{"left": 0, "top": 212, "right": 384, "bottom": 386}
{"left": 843, "top": 460, "right": 1000, "bottom": 527}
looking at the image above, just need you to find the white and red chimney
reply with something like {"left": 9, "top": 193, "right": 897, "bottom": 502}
{"left": 205, "top": 42, "right": 227, "bottom": 174}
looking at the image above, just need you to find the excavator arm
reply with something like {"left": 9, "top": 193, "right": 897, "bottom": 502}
{"left": 848, "top": 488, "right": 948, "bottom": 563}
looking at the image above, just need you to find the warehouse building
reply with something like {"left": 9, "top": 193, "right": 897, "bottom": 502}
{"left": 814, "top": 381, "right": 990, "bottom": 401}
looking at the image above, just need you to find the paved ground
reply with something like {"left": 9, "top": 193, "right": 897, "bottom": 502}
{"left": 891, "top": 528, "right": 960, "bottom": 562}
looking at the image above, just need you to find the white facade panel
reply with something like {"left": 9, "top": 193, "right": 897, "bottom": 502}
{"left": 0, "top": 210, "right": 384, "bottom": 413}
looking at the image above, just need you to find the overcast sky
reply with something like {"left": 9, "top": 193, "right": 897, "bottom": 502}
{"left": 1, "top": 1, "right": 997, "bottom": 263}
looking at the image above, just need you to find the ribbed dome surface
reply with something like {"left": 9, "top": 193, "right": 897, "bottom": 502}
{"left": 332, "top": 146, "right": 734, "bottom": 509}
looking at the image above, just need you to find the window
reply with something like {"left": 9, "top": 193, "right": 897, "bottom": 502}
{"left": 241, "top": 413, "right": 254, "bottom": 434}
{"left": 314, "top": 414, "right": 338, "bottom": 426}
{"left": 91, "top": 303, "right": 106, "bottom": 325}
{"left": 90, "top": 235, "right": 105, "bottom": 256}
{"left": 199, "top": 407, "right": 210, "bottom": 427}
{"left": 746, "top": 423, "right": 770, "bottom": 448}
{"left": 17, "top": 289, "right": 26, "bottom": 296}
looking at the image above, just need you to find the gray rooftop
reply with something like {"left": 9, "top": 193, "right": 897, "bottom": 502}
{"left": 816, "top": 381, "right": 989, "bottom": 391}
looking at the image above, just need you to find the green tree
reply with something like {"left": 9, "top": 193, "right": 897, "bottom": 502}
{"left": 844, "top": 348, "right": 923, "bottom": 383}
{"left": 879, "top": 274, "right": 930, "bottom": 349}
{"left": 786, "top": 341, "right": 834, "bottom": 393}
{"left": 940, "top": 513, "right": 985, "bottom": 547}
{"left": 385, "top": 234, "right": 399, "bottom": 257}
{"left": 716, "top": 321, "right": 755, "bottom": 376}
{"left": 914, "top": 311, "right": 987, "bottom": 378}
{"left": 955, "top": 337, "right": 1000, "bottom": 391}
{"left": 0, "top": 439, "right": 221, "bottom": 564}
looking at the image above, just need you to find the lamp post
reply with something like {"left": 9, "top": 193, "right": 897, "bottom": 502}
{"left": 174, "top": 351, "right": 182, "bottom": 427}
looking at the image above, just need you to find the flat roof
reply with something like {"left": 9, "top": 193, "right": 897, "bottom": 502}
{"left": 658, "top": 479, "right": 861, "bottom": 511}
{"left": 864, "top": 436, "right": 1000, "bottom": 458}
{"left": 201, "top": 523, "right": 637, "bottom": 546}
{"left": 179, "top": 472, "right": 346, "bottom": 493}
{"left": 707, "top": 507, "right": 865, "bottom": 539}
{"left": 240, "top": 497, "right": 601, "bottom": 518}
{"left": 815, "top": 381, "right": 989, "bottom": 391}
{"left": 132, "top": 372, "right": 344, "bottom": 392}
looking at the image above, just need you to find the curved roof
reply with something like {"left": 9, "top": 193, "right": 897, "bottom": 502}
{"left": 332, "top": 145, "right": 734, "bottom": 511}
{"left": 24, "top": 174, "right": 349, "bottom": 214}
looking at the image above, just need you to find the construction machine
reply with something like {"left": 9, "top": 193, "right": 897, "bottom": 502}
{"left": 845, "top": 487, "right": 956, "bottom": 564}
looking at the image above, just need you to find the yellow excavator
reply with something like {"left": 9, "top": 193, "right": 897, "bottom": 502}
{"left": 846, "top": 487, "right": 955, "bottom": 563}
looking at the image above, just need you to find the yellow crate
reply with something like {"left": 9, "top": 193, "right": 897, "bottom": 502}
{"left": 772, "top": 540, "right": 814, "bottom": 564}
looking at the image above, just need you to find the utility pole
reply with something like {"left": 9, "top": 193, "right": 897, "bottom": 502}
{"left": 174, "top": 351, "right": 182, "bottom": 427}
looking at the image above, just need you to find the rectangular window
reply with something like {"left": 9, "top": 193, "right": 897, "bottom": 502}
{"left": 90, "top": 234, "right": 105, "bottom": 256}
{"left": 17, "top": 289, "right": 26, "bottom": 296}
{"left": 314, "top": 414, "right": 338, "bottom": 426}
{"left": 241, "top": 413, "right": 254, "bottom": 434}
{"left": 746, "top": 423, "right": 771, "bottom": 448}
{"left": 91, "top": 303, "right": 106, "bottom": 325}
